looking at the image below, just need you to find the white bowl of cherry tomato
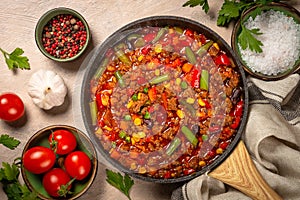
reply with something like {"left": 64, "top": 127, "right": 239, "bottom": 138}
{"left": 21, "top": 125, "right": 97, "bottom": 199}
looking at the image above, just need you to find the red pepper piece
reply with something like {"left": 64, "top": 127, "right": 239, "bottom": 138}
{"left": 184, "top": 29, "right": 194, "bottom": 38}
{"left": 164, "top": 171, "right": 172, "bottom": 179}
{"left": 231, "top": 116, "right": 241, "bottom": 129}
{"left": 143, "top": 33, "right": 156, "bottom": 43}
{"left": 148, "top": 87, "right": 157, "bottom": 102}
{"left": 234, "top": 100, "right": 243, "bottom": 117}
{"left": 141, "top": 44, "right": 151, "bottom": 55}
{"left": 183, "top": 168, "right": 195, "bottom": 176}
{"left": 185, "top": 68, "right": 200, "bottom": 88}
{"left": 95, "top": 93, "right": 104, "bottom": 109}
{"left": 215, "top": 54, "right": 231, "bottom": 66}
{"left": 219, "top": 140, "right": 230, "bottom": 150}
{"left": 171, "top": 58, "right": 182, "bottom": 68}
{"left": 162, "top": 92, "right": 168, "bottom": 109}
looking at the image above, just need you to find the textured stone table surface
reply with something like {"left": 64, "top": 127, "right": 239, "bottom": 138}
{"left": 0, "top": 1, "right": 299, "bottom": 200}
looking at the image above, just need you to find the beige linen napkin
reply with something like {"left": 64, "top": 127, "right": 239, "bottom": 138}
{"left": 172, "top": 74, "right": 300, "bottom": 200}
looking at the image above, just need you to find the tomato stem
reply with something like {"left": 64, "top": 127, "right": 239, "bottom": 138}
{"left": 58, "top": 178, "right": 75, "bottom": 197}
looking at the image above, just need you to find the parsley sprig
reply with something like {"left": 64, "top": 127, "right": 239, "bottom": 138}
{"left": 0, "top": 134, "right": 40, "bottom": 199}
{"left": 183, "top": 0, "right": 281, "bottom": 53}
{"left": 106, "top": 169, "right": 134, "bottom": 200}
{"left": 0, "top": 134, "right": 21, "bottom": 150}
{"left": 0, "top": 47, "right": 30, "bottom": 70}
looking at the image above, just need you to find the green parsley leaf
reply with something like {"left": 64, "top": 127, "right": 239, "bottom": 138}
{"left": 1, "top": 162, "right": 20, "bottom": 181}
{"left": 106, "top": 169, "right": 134, "bottom": 200}
{"left": 217, "top": 1, "right": 241, "bottom": 26}
{"left": 0, "top": 47, "right": 30, "bottom": 70}
{"left": 0, "top": 134, "right": 21, "bottom": 150}
{"left": 183, "top": 0, "right": 209, "bottom": 13}
{"left": 238, "top": 24, "right": 263, "bottom": 53}
{"left": 0, "top": 162, "right": 40, "bottom": 199}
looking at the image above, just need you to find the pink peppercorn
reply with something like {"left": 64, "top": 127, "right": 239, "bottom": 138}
{"left": 41, "top": 14, "right": 87, "bottom": 59}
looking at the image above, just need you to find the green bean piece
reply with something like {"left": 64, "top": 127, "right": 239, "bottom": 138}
{"left": 150, "top": 74, "right": 170, "bottom": 85}
{"left": 179, "top": 100, "right": 196, "bottom": 117}
{"left": 197, "top": 40, "right": 213, "bottom": 55}
{"left": 174, "top": 27, "right": 183, "bottom": 34}
{"left": 114, "top": 70, "right": 126, "bottom": 88}
{"left": 89, "top": 100, "right": 98, "bottom": 126}
{"left": 143, "top": 87, "right": 149, "bottom": 93}
{"left": 114, "top": 42, "right": 126, "bottom": 51}
{"left": 115, "top": 50, "right": 132, "bottom": 66}
{"left": 180, "top": 81, "right": 188, "bottom": 90}
{"left": 144, "top": 111, "right": 151, "bottom": 119}
{"left": 124, "top": 114, "right": 131, "bottom": 121}
{"left": 132, "top": 93, "right": 138, "bottom": 101}
{"left": 152, "top": 28, "right": 167, "bottom": 44}
{"left": 200, "top": 69, "right": 209, "bottom": 90}
{"left": 134, "top": 37, "right": 146, "bottom": 48}
{"left": 127, "top": 33, "right": 142, "bottom": 41}
{"left": 202, "top": 134, "right": 208, "bottom": 141}
{"left": 166, "top": 137, "right": 181, "bottom": 156}
{"left": 181, "top": 126, "right": 198, "bottom": 146}
{"left": 94, "top": 58, "right": 108, "bottom": 79}
{"left": 185, "top": 46, "right": 197, "bottom": 65}
{"left": 119, "top": 130, "right": 127, "bottom": 139}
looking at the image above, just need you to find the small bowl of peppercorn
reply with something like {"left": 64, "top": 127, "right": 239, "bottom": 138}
{"left": 35, "top": 7, "right": 91, "bottom": 62}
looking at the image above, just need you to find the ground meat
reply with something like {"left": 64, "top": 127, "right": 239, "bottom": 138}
{"left": 167, "top": 97, "right": 178, "bottom": 111}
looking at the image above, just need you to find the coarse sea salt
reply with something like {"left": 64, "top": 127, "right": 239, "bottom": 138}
{"left": 238, "top": 10, "right": 300, "bottom": 76}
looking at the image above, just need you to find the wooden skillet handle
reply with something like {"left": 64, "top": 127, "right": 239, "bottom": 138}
{"left": 208, "top": 140, "right": 282, "bottom": 200}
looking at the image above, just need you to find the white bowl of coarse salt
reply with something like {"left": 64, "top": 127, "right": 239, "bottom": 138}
{"left": 231, "top": 2, "right": 300, "bottom": 80}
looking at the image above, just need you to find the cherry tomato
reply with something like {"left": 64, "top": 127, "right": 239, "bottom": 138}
{"left": 64, "top": 151, "right": 91, "bottom": 180}
{"left": 49, "top": 129, "right": 77, "bottom": 155}
{"left": 0, "top": 93, "right": 25, "bottom": 122}
{"left": 42, "top": 168, "right": 72, "bottom": 197}
{"left": 23, "top": 146, "right": 56, "bottom": 174}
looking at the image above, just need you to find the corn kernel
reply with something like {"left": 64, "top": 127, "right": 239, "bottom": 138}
{"left": 198, "top": 98, "right": 206, "bottom": 107}
{"left": 138, "top": 55, "right": 144, "bottom": 61}
{"left": 127, "top": 100, "right": 133, "bottom": 108}
{"left": 164, "top": 83, "right": 170, "bottom": 89}
{"left": 186, "top": 97, "right": 195, "bottom": 104}
{"left": 176, "top": 109, "right": 185, "bottom": 119}
{"left": 213, "top": 43, "right": 219, "bottom": 51}
{"left": 130, "top": 162, "right": 137, "bottom": 170}
{"left": 103, "top": 125, "right": 112, "bottom": 131}
{"left": 216, "top": 148, "right": 223, "bottom": 154}
{"left": 137, "top": 131, "right": 146, "bottom": 138}
{"left": 138, "top": 92, "right": 142, "bottom": 100}
{"left": 154, "top": 43, "right": 163, "bottom": 53}
{"left": 199, "top": 160, "right": 206, "bottom": 167}
{"left": 131, "top": 138, "right": 136, "bottom": 145}
{"left": 134, "top": 118, "right": 142, "bottom": 126}
{"left": 95, "top": 128, "right": 103, "bottom": 135}
{"left": 155, "top": 68, "right": 160, "bottom": 76}
{"left": 132, "top": 133, "right": 141, "bottom": 141}
{"left": 101, "top": 94, "right": 109, "bottom": 106}
{"left": 176, "top": 78, "right": 181, "bottom": 85}
{"left": 147, "top": 62, "right": 156, "bottom": 69}
{"left": 139, "top": 167, "right": 147, "bottom": 174}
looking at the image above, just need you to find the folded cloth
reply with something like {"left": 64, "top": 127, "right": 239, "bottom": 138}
{"left": 171, "top": 74, "right": 300, "bottom": 200}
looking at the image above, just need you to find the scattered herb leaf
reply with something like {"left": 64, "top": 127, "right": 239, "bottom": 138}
{"left": 0, "top": 47, "right": 30, "bottom": 70}
{"left": 217, "top": 1, "right": 241, "bottom": 26}
{"left": 0, "top": 134, "right": 21, "bottom": 150}
{"left": 183, "top": 0, "right": 209, "bottom": 13}
{"left": 106, "top": 169, "right": 134, "bottom": 200}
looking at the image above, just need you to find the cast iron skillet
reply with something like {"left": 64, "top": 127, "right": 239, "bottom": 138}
{"left": 81, "top": 16, "right": 281, "bottom": 199}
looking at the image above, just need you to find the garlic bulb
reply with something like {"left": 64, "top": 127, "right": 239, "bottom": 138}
{"left": 28, "top": 69, "right": 67, "bottom": 110}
